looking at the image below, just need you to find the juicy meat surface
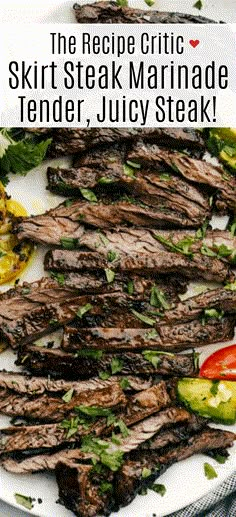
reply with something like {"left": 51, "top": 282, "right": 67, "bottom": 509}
{"left": 128, "top": 143, "right": 236, "bottom": 212}
{"left": 16, "top": 346, "right": 197, "bottom": 379}
{"left": 0, "top": 382, "right": 127, "bottom": 422}
{"left": 41, "top": 127, "right": 205, "bottom": 157}
{"left": 62, "top": 317, "right": 235, "bottom": 352}
{"left": 74, "top": 1, "right": 216, "bottom": 24}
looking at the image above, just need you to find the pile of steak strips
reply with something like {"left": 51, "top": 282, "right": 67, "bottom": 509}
{"left": 0, "top": 5, "right": 235, "bottom": 517}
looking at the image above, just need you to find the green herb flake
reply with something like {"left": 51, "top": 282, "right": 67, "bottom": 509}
{"left": 123, "top": 164, "right": 136, "bottom": 179}
{"left": 98, "top": 176, "right": 115, "bottom": 185}
{"left": 99, "top": 233, "right": 109, "bottom": 246}
{"left": 213, "top": 454, "right": 228, "bottom": 464}
{"left": 116, "top": 0, "right": 128, "bottom": 6}
{"left": 14, "top": 493, "right": 34, "bottom": 511}
{"left": 131, "top": 309, "right": 156, "bottom": 326}
{"left": 203, "top": 308, "right": 224, "bottom": 322}
{"left": 145, "top": 329, "right": 159, "bottom": 340}
{"left": 193, "top": 0, "right": 203, "bottom": 10}
{"left": 81, "top": 435, "right": 124, "bottom": 472}
{"left": 119, "top": 378, "right": 130, "bottom": 390}
{"left": 210, "top": 380, "right": 220, "bottom": 396}
{"left": 105, "top": 268, "right": 115, "bottom": 283}
{"left": 142, "top": 350, "right": 174, "bottom": 368}
{"left": 126, "top": 160, "right": 141, "bottom": 169}
{"left": 60, "top": 237, "right": 78, "bottom": 250}
{"left": 204, "top": 462, "right": 218, "bottom": 480}
{"left": 114, "top": 419, "right": 130, "bottom": 438}
{"left": 154, "top": 234, "right": 194, "bottom": 258}
{"left": 200, "top": 244, "right": 217, "bottom": 257}
{"left": 76, "top": 303, "right": 93, "bottom": 319}
{"left": 159, "top": 173, "right": 171, "bottom": 181}
{"left": 76, "top": 405, "right": 114, "bottom": 419}
{"left": 150, "top": 484, "right": 166, "bottom": 496}
{"left": 127, "top": 280, "right": 134, "bottom": 295}
{"left": 99, "top": 370, "right": 111, "bottom": 380}
{"left": 107, "top": 250, "right": 118, "bottom": 262}
{"left": 111, "top": 433, "right": 121, "bottom": 445}
{"left": 50, "top": 272, "right": 65, "bottom": 286}
{"left": 230, "top": 220, "right": 236, "bottom": 237}
{"left": 80, "top": 188, "right": 97, "bottom": 202}
{"left": 99, "top": 482, "right": 113, "bottom": 494}
{"left": 141, "top": 467, "right": 152, "bottom": 478}
{"left": 0, "top": 131, "right": 51, "bottom": 178}
{"left": 62, "top": 388, "right": 74, "bottom": 403}
{"left": 139, "top": 487, "right": 148, "bottom": 496}
{"left": 216, "top": 244, "right": 234, "bottom": 258}
{"left": 150, "top": 286, "right": 170, "bottom": 310}
{"left": 225, "top": 281, "right": 236, "bottom": 291}
{"left": 64, "top": 199, "right": 74, "bottom": 208}
{"left": 60, "top": 417, "right": 80, "bottom": 438}
{"left": 111, "top": 357, "right": 124, "bottom": 375}
{"left": 75, "top": 349, "right": 103, "bottom": 360}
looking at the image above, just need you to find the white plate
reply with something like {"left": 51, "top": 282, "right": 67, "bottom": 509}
{"left": 0, "top": 1, "right": 236, "bottom": 516}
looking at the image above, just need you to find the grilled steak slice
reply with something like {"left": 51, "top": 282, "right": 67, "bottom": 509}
{"left": 128, "top": 143, "right": 236, "bottom": 212}
{"left": 0, "top": 371, "right": 156, "bottom": 397}
{"left": 47, "top": 165, "right": 210, "bottom": 228}
{"left": 0, "top": 382, "right": 127, "bottom": 422}
{"left": 62, "top": 317, "right": 235, "bottom": 352}
{"left": 1, "top": 414, "right": 204, "bottom": 474}
{"left": 45, "top": 248, "right": 232, "bottom": 283}
{"left": 164, "top": 286, "right": 236, "bottom": 324}
{"left": 139, "top": 414, "right": 206, "bottom": 451}
{"left": 41, "top": 128, "right": 204, "bottom": 157}
{"left": 74, "top": 1, "right": 216, "bottom": 24}
{"left": 50, "top": 270, "right": 187, "bottom": 302}
{"left": 115, "top": 428, "right": 235, "bottom": 508}
{"left": 16, "top": 346, "right": 196, "bottom": 379}
{"left": 0, "top": 277, "right": 106, "bottom": 348}
{"left": 1, "top": 448, "right": 94, "bottom": 474}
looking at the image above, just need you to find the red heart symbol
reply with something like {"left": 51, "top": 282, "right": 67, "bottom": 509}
{"left": 189, "top": 39, "right": 200, "bottom": 48}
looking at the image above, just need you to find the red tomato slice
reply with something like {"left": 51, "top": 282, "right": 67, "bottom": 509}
{"left": 200, "top": 344, "right": 236, "bottom": 380}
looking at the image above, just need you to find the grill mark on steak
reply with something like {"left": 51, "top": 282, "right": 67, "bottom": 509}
{"left": 164, "top": 287, "right": 236, "bottom": 324}
{"left": 128, "top": 142, "right": 236, "bottom": 212}
{"left": 74, "top": 1, "right": 217, "bottom": 24}
{"left": 0, "top": 382, "right": 127, "bottom": 422}
{"left": 38, "top": 127, "right": 205, "bottom": 157}
{"left": 46, "top": 164, "right": 210, "bottom": 227}
{"left": 0, "top": 414, "right": 205, "bottom": 474}
{"left": 114, "top": 428, "right": 235, "bottom": 509}
{"left": 61, "top": 317, "right": 235, "bottom": 352}
{"left": 16, "top": 346, "right": 196, "bottom": 379}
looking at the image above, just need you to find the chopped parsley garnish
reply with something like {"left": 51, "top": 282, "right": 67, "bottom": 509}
{"left": 14, "top": 493, "right": 34, "bottom": 511}
{"left": 213, "top": 454, "right": 228, "bottom": 464}
{"left": 99, "top": 233, "right": 109, "bottom": 246}
{"left": 60, "top": 416, "right": 80, "bottom": 438}
{"left": 202, "top": 308, "right": 224, "bottom": 325}
{"left": 150, "top": 484, "right": 166, "bottom": 496}
{"left": 99, "top": 482, "right": 113, "bottom": 494}
{"left": 142, "top": 350, "right": 174, "bottom": 368}
{"left": 0, "top": 129, "right": 51, "bottom": 184}
{"left": 230, "top": 220, "right": 236, "bottom": 237}
{"left": 119, "top": 378, "right": 130, "bottom": 390}
{"left": 195, "top": 220, "right": 209, "bottom": 239}
{"left": 225, "top": 281, "right": 236, "bottom": 291}
{"left": 81, "top": 435, "right": 124, "bottom": 471}
{"left": 114, "top": 419, "right": 130, "bottom": 438}
{"left": 60, "top": 237, "right": 78, "bottom": 249}
{"left": 107, "top": 250, "right": 119, "bottom": 262}
{"left": 76, "top": 303, "right": 93, "bottom": 318}
{"left": 145, "top": 329, "right": 159, "bottom": 340}
{"left": 204, "top": 462, "right": 218, "bottom": 480}
{"left": 123, "top": 164, "right": 136, "bottom": 179}
{"left": 193, "top": 0, "right": 203, "bottom": 10}
{"left": 75, "top": 349, "right": 103, "bottom": 360}
{"left": 126, "top": 160, "right": 141, "bottom": 169}
{"left": 62, "top": 388, "right": 74, "bottom": 403}
{"left": 155, "top": 234, "right": 194, "bottom": 258}
{"left": 50, "top": 272, "right": 65, "bottom": 286}
{"left": 76, "top": 405, "right": 114, "bottom": 419}
{"left": 150, "top": 286, "right": 170, "bottom": 310}
{"left": 98, "top": 176, "right": 115, "bottom": 184}
{"left": 116, "top": 0, "right": 128, "bottom": 6}
{"left": 80, "top": 188, "right": 97, "bottom": 202}
{"left": 141, "top": 467, "right": 152, "bottom": 478}
{"left": 127, "top": 280, "right": 134, "bottom": 295}
{"left": 111, "top": 357, "right": 124, "bottom": 374}
{"left": 131, "top": 309, "right": 155, "bottom": 326}
{"left": 105, "top": 268, "right": 115, "bottom": 283}
{"left": 159, "top": 173, "right": 171, "bottom": 181}
{"left": 99, "top": 371, "right": 111, "bottom": 380}
{"left": 210, "top": 380, "right": 220, "bottom": 396}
